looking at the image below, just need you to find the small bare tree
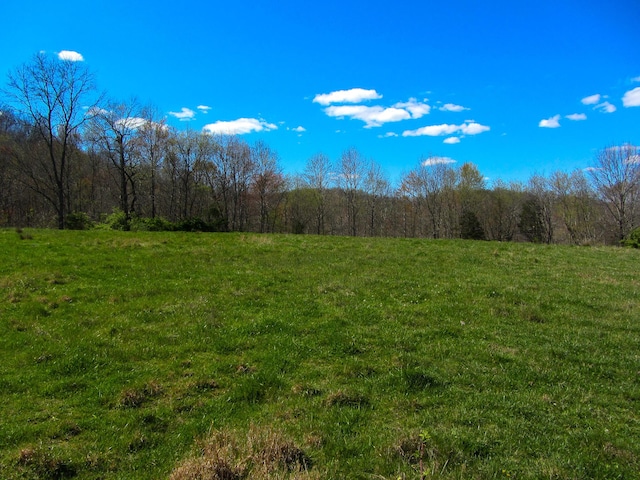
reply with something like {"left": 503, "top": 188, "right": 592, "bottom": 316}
{"left": 589, "top": 144, "right": 640, "bottom": 242}
{"left": 363, "top": 160, "right": 390, "bottom": 236}
{"left": 551, "top": 170, "right": 598, "bottom": 244}
{"left": 87, "top": 100, "right": 143, "bottom": 228}
{"left": 251, "top": 140, "right": 284, "bottom": 233}
{"left": 337, "top": 147, "right": 366, "bottom": 236}
{"left": 303, "top": 152, "right": 333, "bottom": 235}
{"left": 135, "top": 107, "right": 168, "bottom": 218}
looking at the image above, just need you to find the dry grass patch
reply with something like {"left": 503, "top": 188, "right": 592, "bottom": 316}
{"left": 117, "top": 380, "right": 163, "bottom": 408}
{"left": 170, "top": 425, "right": 320, "bottom": 480}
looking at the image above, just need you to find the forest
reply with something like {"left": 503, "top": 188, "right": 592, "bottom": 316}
{"left": 1, "top": 53, "right": 639, "bottom": 245}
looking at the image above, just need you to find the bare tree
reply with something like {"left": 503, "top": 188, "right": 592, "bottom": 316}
{"left": 412, "top": 157, "right": 458, "bottom": 239}
{"left": 0, "top": 107, "right": 32, "bottom": 225}
{"left": 135, "top": 107, "right": 168, "bottom": 218}
{"left": 337, "top": 147, "right": 366, "bottom": 236}
{"left": 523, "top": 174, "right": 555, "bottom": 244}
{"left": 303, "top": 152, "right": 333, "bottom": 235}
{"left": 551, "top": 170, "right": 598, "bottom": 244}
{"left": 4, "top": 52, "right": 100, "bottom": 228}
{"left": 87, "top": 100, "right": 143, "bottom": 228}
{"left": 212, "top": 135, "right": 254, "bottom": 231}
{"left": 482, "top": 180, "right": 521, "bottom": 241}
{"left": 168, "top": 129, "right": 204, "bottom": 220}
{"left": 589, "top": 144, "right": 640, "bottom": 242}
{"left": 250, "top": 141, "right": 285, "bottom": 233}
{"left": 363, "top": 160, "right": 390, "bottom": 236}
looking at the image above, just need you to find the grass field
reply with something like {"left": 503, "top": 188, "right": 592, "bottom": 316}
{"left": 1, "top": 229, "right": 639, "bottom": 479}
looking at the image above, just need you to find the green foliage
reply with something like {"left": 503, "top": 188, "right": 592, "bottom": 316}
{"left": 130, "top": 216, "right": 174, "bottom": 232}
{"left": 174, "top": 217, "right": 220, "bottom": 232}
{"left": 518, "top": 197, "right": 544, "bottom": 242}
{"left": 621, "top": 226, "right": 640, "bottom": 248}
{"left": 101, "top": 208, "right": 129, "bottom": 230}
{"left": 1, "top": 230, "right": 639, "bottom": 479}
{"left": 460, "top": 209, "right": 485, "bottom": 240}
{"left": 65, "top": 212, "right": 93, "bottom": 230}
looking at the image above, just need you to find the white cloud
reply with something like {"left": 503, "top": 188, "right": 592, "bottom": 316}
{"left": 393, "top": 98, "right": 431, "bottom": 118}
{"left": 313, "top": 88, "right": 382, "bottom": 105}
{"left": 632, "top": 76, "right": 640, "bottom": 83}
{"left": 378, "top": 132, "right": 398, "bottom": 138}
{"left": 581, "top": 94, "right": 601, "bottom": 105}
{"left": 85, "top": 106, "right": 109, "bottom": 117}
{"left": 539, "top": 114, "right": 561, "bottom": 128}
{"left": 316, "top": 91, "right": 431, "bottom": 127}
{"left": 325, "top": 105, "right": 411, "bottom": 128}
{"left": 115, "top": 117, "right": 147, "bottom": 130}
{"left": 169, "top": 107, "right": 196, "bottom": 121}
{"left": 58, "top": 50, "right": 84, "bottom": 62}
{"left": 402, "top": 123, "right": 457, "bottom": 137}
{"left": 439, "top": 103, "right": 468, "bottom": 112}
{"left": 623, "top": 87, "right": 640, "bottom": 107}
{"left": 606, "top": 144, "right": 640, "bottom": 164}
{"left": 460, "top": 122, "right": 490, "bottom": 135}
{"left": 197, "top": 105, "right": 212, "bottom": 113}
{"left": 443, "top": 137, "right": 461, "bottom": 144}
{"left": 402, "top": 122, "right": 490, "bottom": 137}
{"left": 566, "top": 113, "right": 587, "bottom": 121}
{"left": 203, "top": 118, "right": 277, "bottom": 135}
{"left": 291, "top": 126, "right": 306, "bottom": 133}
{"left": 595, "top": 101, "right": 616, "bottom": 113}
{"left": 422, "top": 156, "right": 456, "bottom": 166}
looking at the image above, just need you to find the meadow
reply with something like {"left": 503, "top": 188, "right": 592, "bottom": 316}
{"left": 1, "top": 229, "right": 639, "bottom": 479}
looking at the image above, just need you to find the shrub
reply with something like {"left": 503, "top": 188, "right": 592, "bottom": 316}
{"left": 102, "top": 209, "right": 129, "bottom": 231}
{"left": 130, "top": 216, "right": 174, "bottom": 232}
{"left": 621, "top": 226, "right": 640, "bottom": 248}
{"left": 65, "top": 212, "right": 93, "bottom": 230}
{"left": 175, "top": 218, "right": 221, "bottom": 232}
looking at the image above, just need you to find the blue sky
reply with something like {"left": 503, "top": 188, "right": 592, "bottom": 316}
{"left": 2, "top": 0, "right": 639, "bottom": 185}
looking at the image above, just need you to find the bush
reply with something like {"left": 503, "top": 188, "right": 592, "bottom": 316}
{"left": 130, "top": 216, "right": 174, "bottom": 232}
{"left": 621, "top": 226, "right": 640, "bottom": 248}
{"left": 65, "top": 212, "right": 93, "bottom": 230}
{"left": 102, "top": 209, "right": 129, "bottom": 231}
{"left": 175, "top": 218, "right": 218, "bottom": 232}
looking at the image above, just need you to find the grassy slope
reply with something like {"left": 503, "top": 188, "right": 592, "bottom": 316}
{"left": 1, "top": 229, "right": 639, "bottom": 479}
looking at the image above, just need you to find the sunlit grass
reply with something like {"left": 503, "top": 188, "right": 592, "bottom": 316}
{"left": 1, "top": 229, "right": 639, "bottom": 479}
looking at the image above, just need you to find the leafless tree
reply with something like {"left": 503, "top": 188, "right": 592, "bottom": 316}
{"left": 551, "top": 170, "right": 598, "bottom": 244}
{"left": 212, "top": 135, "right": 254, "bottom": 231}
{"left": 525, "top": 174, "right": 555, "bottom": 244}
{"left": 482, "top": 180, "right": 521, "bottom": 241}
{"left": 363, "top": 160, "right": 391, "bottom": 236}
{"left": 251, "top": 140, "right": 285, "bottom": 233}
{"left": 589, "top": 144, "right": 640, "bottom": 242}
{"left": 135, "top": 107, "right": 168, "bottom": 218}
{"left": 4, "top": 52, "right": 100, "bottom": 228}
{"left": 336, "top": 147, "right": 366, "bottom": 236}
{"left": 87, "top": 99, "right": 143, "bottom": 228}
{"left": 303, "top": 152, "right": 333, "bottom": 235}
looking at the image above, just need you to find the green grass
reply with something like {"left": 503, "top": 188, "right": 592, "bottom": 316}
{"left": 1, "top": 229, "right": 639, "bottom": 479}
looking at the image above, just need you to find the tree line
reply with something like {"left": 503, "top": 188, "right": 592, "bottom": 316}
{"left": 1, "top": 53, "right": 639, "bottom": 245}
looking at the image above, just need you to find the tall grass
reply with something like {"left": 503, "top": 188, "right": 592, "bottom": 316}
{"left": 1, "top": 229, "right": 639, "bottom": 479}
